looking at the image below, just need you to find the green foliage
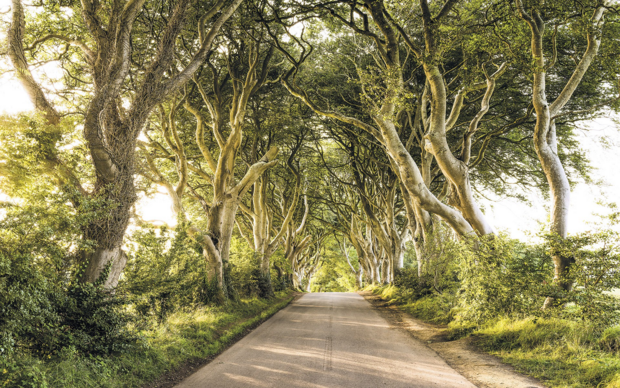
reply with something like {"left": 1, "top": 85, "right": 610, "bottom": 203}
{"left": 123, "top": 228, "right": 269, "bottom": 321}
{"left": 0, "top": 293, "right": 294, "bottom": 388}
{"left": 543, "top": 230, "right": 620, "bottom": 327}
{"left": 599, "top": 326, "right": 620, "bottom": 353}
{"left": 0, "top": 180, "right": 293, "bottom": 387}
{"left": 49, "top": 278, "right": 141, "bottom": 356}
{"left": 380, "top": 225, "right": 620, "bottom": 387}
{"left": 122, "top": 222, "right": 211, "bottom": 321}
{"left": 0, "top": 115, "right": 90, "bottom": 198}
{"left": 450, "top": 229, "right": 620, "bottom": 328}
{"left": 228, "top": 237, "right": 262, "bottom": 298}
{"left": 0, "top": 240, "right": 56, "bottom": 358}
{"left": 311, "top": 237, "right": 355, "bottom": 292}
{"left": 370, "top": 284, "right": 456, "bottom": 325}
{"left": 413, "top": 223, "right": 462, "bottom": 294}
{"left": 0, "top": 190, "right": 140, "bottom": 359}
{"left": 455, "top": 234, "right": 552, "bottom": 324}
{"left": 474, "top": 317, "right": 620, "bottom": 388}
{"left": 393, "top": 268, "right": 432, "bottom": 297}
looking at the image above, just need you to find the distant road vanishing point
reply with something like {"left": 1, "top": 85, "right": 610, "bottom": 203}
{"left": 175, "top": 292, "right": 476, "bottom": 388}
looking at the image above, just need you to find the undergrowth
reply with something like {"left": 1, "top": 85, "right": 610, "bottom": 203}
{"left": 476, "top": 318, "right": 620, "bottom": 388}
{"left": 367, "top": 228, "right": 620, "bottom": 388}
{"left": 0, "top": 292, "right": 293, "bottom": 388}
{"left": 371, "top": 284, "right": 620, "bottom": 387}
{"left": 369, "top": 284, "right": 454, "bottom": 324}
{"left": 366, "top": 285, "right": 620, "bottom": 388}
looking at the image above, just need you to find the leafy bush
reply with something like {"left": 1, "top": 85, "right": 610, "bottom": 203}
{"left": 228, "top": 237, "right": 262, "bottom": 298}
{"left": 413, "top": 223, "right": 461, "bottom": 293}
{"left": 393, "top": 268, "right": 435, "bottom": 299}
{"left": 543, "top": 230, "right": 620, "bottom": 327}
{"left": 122, "top": 222, "right": 213, "bottom": 321}
{"left": 0, "top": 190, "right": 140, "bottom": 358}
{"left": 455, "top": 234, "right": 552, "bottom": 324}
{"left": 0, "top": 248, "right": 57, "bottom": 358}
{"left": 123, "top": 227, "right": 268, "bottom": 321}
{"left": 49, "top": 277, "right": 141, "bottom": 356}
{"left": 599, "top": 326, "right": 620, "bottom": 352}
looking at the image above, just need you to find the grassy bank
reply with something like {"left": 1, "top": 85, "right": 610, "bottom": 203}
{"left": 369, "top": 285, "right": 620, "bottom": 388}
{"left": 2, "top": 292, "right": 294, "bottom": 388}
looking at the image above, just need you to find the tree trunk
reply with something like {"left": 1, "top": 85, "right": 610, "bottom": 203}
{"left": 258, "top": 253, "right": 275, "bottom": 298}
{"left": 305, "top": 275, "right": 314, "bottom": 292}
{"left": 414, "top": 237, "right": 424, "bottom": 278}
{"left": 380, "top": 259, "right": 387, "bottom": 284}
{"left": 81, "top": 247, "right": 127, "bottom": 288}
{"left": 538, "top": 121, "right": 573, "bottom": 308}
{"left": 515, "top": 0, "right": 606, "bottom": 308}
{"left": 355, "top": 269, "right": 364, "bottom": 289}
{"left": 421, "top": 62, "right": 505, "bottom": 236}
{"left": 9, "top": 0, "right": 243, "bottom": 291}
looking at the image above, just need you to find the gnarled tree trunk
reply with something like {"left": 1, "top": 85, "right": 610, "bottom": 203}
{"left": 8, "top": 0, "right": 243, "bottom": 289}
{"left": 515, "top": 0, "right": 606, "bottom": 307}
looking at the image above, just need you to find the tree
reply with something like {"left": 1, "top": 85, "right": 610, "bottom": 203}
{"left": 514, "top": 0, "right": 612, "bottom": 307}
{"left": 267, "top": 8, "right": 476, "bottom": 237}
{"left": 240, "top": 133, "right": 305, "bottom": 297}
{"left": 6, "top": 0, "right": 243, "bottom": 288}
{"left": 140, "top": 14, "right": 292, "bottom": 300}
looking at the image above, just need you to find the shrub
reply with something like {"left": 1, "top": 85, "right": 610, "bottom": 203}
{"left": 599, "top": 326, "right": 620, "bottom": 352}
{"left": 413, "top": 223, "right": 461, "bottom": 294}
{"left": 455, "top": 234, "right": 552, "bottom": 324}
{"left": 123, "top": 227, "right": 267, "bottom": 319}
{"left": 544, "top": 230, "right": 620, "bottom": 328}
{"left": 123, "top": 222, "right": 213, "bottom": 321}
{"left": 394, "top": 269, "right": 435, "bottom": 299}
{"left": 0, "top": 190, "right": 140, "bottom": 358}
{"left": 48, "top": 273, "right": 141, "bottom": 356}
{"left": 228, "top": 238, "right": 261, "bottom": 298}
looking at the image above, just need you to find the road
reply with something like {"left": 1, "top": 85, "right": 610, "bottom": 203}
{"left": 175, "top": 292, "right": 476, "bottom": 388}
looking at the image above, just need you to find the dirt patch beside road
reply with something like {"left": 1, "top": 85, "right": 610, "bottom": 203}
{"left": 361, "top": 291, "right": 546, "bottom": 388}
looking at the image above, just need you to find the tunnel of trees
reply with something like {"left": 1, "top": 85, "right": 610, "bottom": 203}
{"left": 2, "top": 0, "right": 620, "bottom": 386}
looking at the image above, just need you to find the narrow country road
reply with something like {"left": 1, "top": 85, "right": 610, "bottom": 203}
{"left": 175, "top": 293, "right": 476, "bottom": 388}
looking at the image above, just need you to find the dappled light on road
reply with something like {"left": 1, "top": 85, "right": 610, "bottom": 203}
{"left": 175, "top": 293, "right": 474, "bottom": 388}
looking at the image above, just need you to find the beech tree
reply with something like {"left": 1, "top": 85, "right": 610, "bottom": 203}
{"left": 5, "top": 0, "right": 619, "bottom": 302}
{"left": 7, "top": 0, "right": 243, "bottom": 288}
{"left": 314, "top": 133, "right": 396, "bottom": 284}
{"left": 140, "top": 14, "right": 298, "bottom": 300}
{"left": 238, "top": 133, "right": 306, "bottom": 297}
{"left": 514, "top": 0, "right": 612, "bottom": 307}
{"left": 339, "top": 237, "right": 363, "bottom": 289}
{"left": 264, "top": 1, "right": 477, "bottom": 240}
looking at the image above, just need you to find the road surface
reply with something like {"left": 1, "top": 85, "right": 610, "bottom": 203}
{"left": 175, "top": 292, "right": 476, "bottom": 388}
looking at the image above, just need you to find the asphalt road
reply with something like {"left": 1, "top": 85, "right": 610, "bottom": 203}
{"left": 175, "top": 292, "right": 476, "bottom": 388}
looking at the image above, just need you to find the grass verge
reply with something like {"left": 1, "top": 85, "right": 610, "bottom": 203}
{"left": 366, "top": 284, "right": 454, "bottom": 324}
{"left": 474, "top": 318, "right": 620, "bottom": 388}
{"left": 1, "top": 291, "right": 294, "bottom": 388}
{"left": 368, "top": 285, "right": 620, "bottom": 388}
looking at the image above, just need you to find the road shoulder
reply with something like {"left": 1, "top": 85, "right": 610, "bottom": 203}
{"left": 142, "top": 292, "right": 301, "bottom": 388}
{"left": 360, "top": 291, "right": 546, "bottom": 388}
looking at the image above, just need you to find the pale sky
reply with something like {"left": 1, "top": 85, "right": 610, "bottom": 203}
{"left": 480, "top": 116, "right": 620, "bottom": 239}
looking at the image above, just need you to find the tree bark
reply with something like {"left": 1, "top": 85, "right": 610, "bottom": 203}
{"left": 515, "top": 0, "right": 606, "bottom": 307}
{"left": 8, "top": 0, "right": 242, "bottom": 289}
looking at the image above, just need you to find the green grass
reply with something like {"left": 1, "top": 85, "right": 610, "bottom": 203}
{"left": 369, "top": 284, "right": 454, "bottom": 324}
{"left": 371, "top": 285, "right": 620, "bottom": 388}
{"left": 474, "top": 318, "right": 620, "bottom": 388}
{"left": 1, "top": 291, "right": 294, "bottom": 388}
